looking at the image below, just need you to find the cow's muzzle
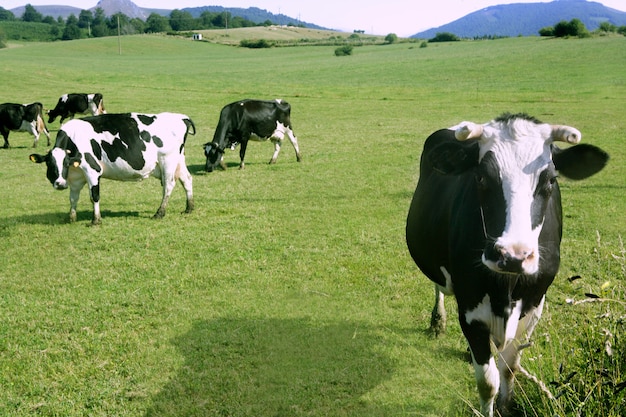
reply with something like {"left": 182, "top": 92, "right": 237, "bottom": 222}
{"left": 483, "top": 243, "right": 538, "bottom": 275}
{"left": 53, "top": 179, "right": 68, "bottom": 190}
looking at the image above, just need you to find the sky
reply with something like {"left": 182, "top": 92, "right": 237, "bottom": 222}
{"left": 3, "top": 0, "right": 626, "bottom": 37}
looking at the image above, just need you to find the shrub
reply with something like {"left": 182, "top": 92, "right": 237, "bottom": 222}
{"left": 384, "top": 33, "right": 398, "bottom": 44}
{"left": 429, "top": 32, "right": 460, "bottom": 42}
{"left": 239, "top": 39, "right": 272, "bottom": 48}
{"left": 334, "top": 45, "right": 353, "bottom": 56}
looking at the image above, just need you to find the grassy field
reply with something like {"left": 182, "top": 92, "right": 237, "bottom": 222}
{"left": 0, "top": 33, "right": 624, "bottom": 416}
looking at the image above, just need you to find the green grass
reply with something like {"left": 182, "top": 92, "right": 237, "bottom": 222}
{"left": 0, "top": 33, "right": 624, "bottom": 416}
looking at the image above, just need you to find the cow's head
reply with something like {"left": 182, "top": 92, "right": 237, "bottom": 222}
{"left": 431, "top": 113, "right": 608, "bottom": 275}
{"left": 30, "top": 131, "right": 81, "bottom": 190}
{"left": 203, "top": 142, "right": 226, "bottom": 172}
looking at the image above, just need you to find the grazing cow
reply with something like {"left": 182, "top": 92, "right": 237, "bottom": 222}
{"left": 405, "top": 113, "right": 608, "bottom": 416}
{"left": 47, "top": 93, "right": 106, "bottom": 124}
{"left": 203, "top": 99, "right": 302, "bottom": 172}
{"left": 30, "top": 112, "right": 194, "bottom": 225}
{"left": 0, "top": 102, "right": 51, "bottom": 148}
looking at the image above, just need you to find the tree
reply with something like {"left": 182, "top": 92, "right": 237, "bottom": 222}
{"left": 0, "top": 7, "right": 16, "bottom": 21}
{"left": 553, "top": 19, "right": 589, "bottom": 38}
{"left": 429, "top": 32, "right": 460, "bottom": 42}
{"left": 22, "top": 4, "right": 43, "bottom": 22}
{"left": 385, "top": 33, "right": 398, "bottom": 44}
{"left": 78, "top": 10, "right": 93, "bottom": 30}
{"left": 169, "top": 9, "right": 195, "bottom": 31}
{"left": 62, "top": 15, "right": 82, "bottom": 40}
{"left": 146, "top": 13, "right": 170, "bottom": 33}
{"left": 597, "top": 21, "right": 616, "bottom": 33}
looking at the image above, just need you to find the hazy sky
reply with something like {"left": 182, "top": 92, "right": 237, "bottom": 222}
{"left": 4, "top": 0, "right": 626, "bottom": 36}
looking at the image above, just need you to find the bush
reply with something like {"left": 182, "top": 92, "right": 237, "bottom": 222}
{"left": 334, "top": 45, "right": 353, "bottom": 56}
{"left": 384, "top": 33, "right": 398, "bottom": 44}
{"left": 239, "top": 39, "right": 272, "bottom": 48}
{"left": 428, "top": 32, "right": 460, "bottom": 42}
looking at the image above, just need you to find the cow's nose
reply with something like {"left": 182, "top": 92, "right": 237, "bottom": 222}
{"left": 54, "top": 180, "right": 67, "bottom": 190}
{"left": 496, "top": 244, "right": 535, "bottom": 273}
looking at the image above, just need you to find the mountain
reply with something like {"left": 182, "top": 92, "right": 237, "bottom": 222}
{"left": 8, "top": 1, "right": 322, "bottom": 29}
{"left": 412, "top": 0, "right": 626, "bottom": 38}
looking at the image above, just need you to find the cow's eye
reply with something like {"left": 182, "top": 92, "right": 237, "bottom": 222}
{"left": 475, "top": 173, "right": 487, "bottom": 189}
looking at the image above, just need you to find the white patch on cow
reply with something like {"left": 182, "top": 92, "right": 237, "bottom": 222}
{"left": 438, "top": 266, "right": 454, "bottom": 295}
{"left": 61, "top": 94, "right": 69, "bottom": 102}
{"left": 472, "top": 356, "right": 499, "bottom": 417}
{"left": 465, "top": 294, "right": 523, "bottom": 348}
{"left": 476, "top": 119, "right": 554, "bottom": 275}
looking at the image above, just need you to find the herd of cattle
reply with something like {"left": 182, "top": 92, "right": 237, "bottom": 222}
{"left": 1, "top": 94, "right": 301, "bottom": 225}
{"left": 3, "top": 94, "right": 611, "bottom": 416}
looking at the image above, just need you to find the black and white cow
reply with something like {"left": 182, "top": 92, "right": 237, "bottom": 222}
{"left": 203, "top": 99, "right": 302, "bottom": 172}
{"left": 405, "top": 113, "right": 608, "bottom": 417}
{"left": 30, "top": 112, "right": 195, "bottom": 225}
{"left": 47, "top": 93, "right": 106, "bottom": 124}
{"left": 0, "top": 102, "right": 51, "bottom": 148}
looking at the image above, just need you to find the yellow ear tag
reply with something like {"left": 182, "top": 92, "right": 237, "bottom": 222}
{"left": 73, "top": 161, "right": 80, "bottom": 168}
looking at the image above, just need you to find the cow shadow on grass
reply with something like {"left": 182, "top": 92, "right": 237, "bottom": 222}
{"left": 145, "top": 317, "right": 434, "bottom": 417}
{"left": 2, "top": 209, "right": 141, "bottom": 226}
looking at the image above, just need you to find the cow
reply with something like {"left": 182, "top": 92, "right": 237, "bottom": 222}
{"left": 0, "top": 102, "right": 51, "bottom": 148}
{"left": 405, "top": 113, "right": 609, "bottom": 417}
{"left": 203, "top": 99, "right": 302, "bottom": 172}
{"left": 47, "top": 93, "right": 106, "bottom": 124}
{"left": 30, "top": 112, "right": 195, "bottom": 225}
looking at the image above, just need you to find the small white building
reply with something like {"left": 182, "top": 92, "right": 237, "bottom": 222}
{"left": 192, "top": 33, "right": 203, "bottom": 41}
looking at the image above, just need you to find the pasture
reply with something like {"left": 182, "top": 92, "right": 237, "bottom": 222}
{"left": 0, "top": 34, "right": 624, "bottom": 416}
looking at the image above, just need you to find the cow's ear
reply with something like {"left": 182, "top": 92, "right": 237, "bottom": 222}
{"left": 428, "top": 141, "right": 479, "bottom": 175}
{"left": 552, "top": 144, "right": 609, "bottom": 180}
{"left": 29, "top": 154, "right": 47, "bottom": 164}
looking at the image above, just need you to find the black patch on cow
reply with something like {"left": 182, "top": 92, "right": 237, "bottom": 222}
{"left": 151, "top": 135, "right": 163, "bottom": 148}
{"left": 85, "top": 114, "right": 146, "bottom": 170}
{"left": 90, "top": 183, "right": 100, "bottom": 203}
{"left": 85, "top": 153, "right": 101, "bottom": 173}
{"left": 140, "top": 130, "right": 151, "bottom": 143}
{"left": 90, "top": 139, "right": 102, "bottom": 160}
{"left": 476, "top": 152, "right": 507, "bottom": 264}
{"left": 137, "top": 114, "right": 156, "bottom": 125}
{"left": 496, "top": 112, "right": 542, "bottom": 125}
{"left": 531, "top": 167, "right": 556, "bottom": 229}
{"left": 428, "top": 140, "right": 479, "bottom": 175}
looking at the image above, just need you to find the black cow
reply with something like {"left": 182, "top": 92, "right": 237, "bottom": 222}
{"left": 0, "top": 102, "right": 50, "bottom": 148}
{"left": 204, "top": 99, "right": 302, "bottom": 172}
{"left": 30, "top": 112, "right": 194, "bottom": 225}
{"left": 406, "top": 113, "right": 608, "bottom": 416}
{"left": 47, "top": 93, "right": 106, "bottom": 124}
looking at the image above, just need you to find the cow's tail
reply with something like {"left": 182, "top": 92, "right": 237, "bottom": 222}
{"left": 183, "top": 118, "right": 196, "bottom": 142}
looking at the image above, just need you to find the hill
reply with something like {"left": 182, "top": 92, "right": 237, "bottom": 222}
{"left": 8, "top": 1, "right": 324, "bottom": 30}
{"left": 413, "top": 0, "right": 626, "bottom": 38}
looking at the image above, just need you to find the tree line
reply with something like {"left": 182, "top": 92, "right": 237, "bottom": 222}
{"left": 0, "top": 4, "right": 288, "bottom": 43}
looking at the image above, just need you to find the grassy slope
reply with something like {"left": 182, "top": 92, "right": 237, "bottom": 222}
{"left": 0, "top": 34, "right": 624, "bottom": 416}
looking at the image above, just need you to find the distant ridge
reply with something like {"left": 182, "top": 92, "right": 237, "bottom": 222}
{"left": 412, "top": 0, "right": 626, "bottom": 38}
{"left": 8, "top": 1, "right": 324, "bottom": 30}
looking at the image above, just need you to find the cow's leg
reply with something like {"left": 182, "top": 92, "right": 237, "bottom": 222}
{"left": 153, "top": 161, "right": 177, "bottom": 219}
{"left": 2, "top": 130, "right": 9, "bottom": 148}
{"left": 89, "top": 183, "right": 102, "bottom": 225}
{"left": 177, "top": 161, "right": 194, "bottom": 214}
{"left": 462, "top": 318, "right": 498, "bottom": 417}
{"left": 430, "top": 284, "right": 447, "bottom": 336}
{"left": 269, "top": 139, "right": 282, "bottom": 164}
{"left": 497, "top": 296, "right": 545, "bottom": 414}
{"left": 239, "top": 141, "right": 248, "bottom": 169}
{"left": 286, "top": 128, "right": 302, "bottom": 162}
{"left": 68, "top": 177, "right": 86, "bottom": 223}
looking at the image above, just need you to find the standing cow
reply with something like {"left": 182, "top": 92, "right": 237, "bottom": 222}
{"left": 30, "top": 112, "right": 194, "bottom": 225}
{"left": 0, "top": 102, "right": 51, "bottom": 148}
{"left": 47, "top": 93, "right": 106, "bottom": 124}
{"left": 203, "top": 99, "right": 302, "bottom": 172}
{"left": 406, "top": 113, "right": 608, "bottom": 416}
